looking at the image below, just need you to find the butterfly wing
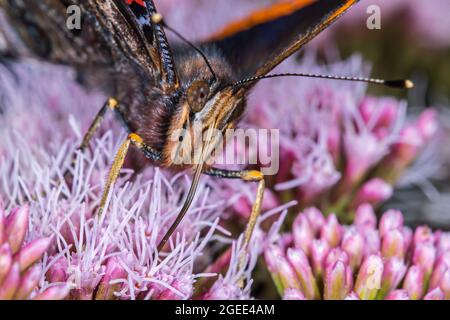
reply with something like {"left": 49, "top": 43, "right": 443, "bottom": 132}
{"left": 114, "top": 0, "right": 179, "bottom": 90}
{"left": 1, "top": 0, "right": 178, "bottom": 91}
{"left": 205, "top": 0, "right": 359, "bottom": 83}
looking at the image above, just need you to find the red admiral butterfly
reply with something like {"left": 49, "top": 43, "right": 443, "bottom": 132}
{"left": 1, "top": 0, "right": 412, "bottom": 253}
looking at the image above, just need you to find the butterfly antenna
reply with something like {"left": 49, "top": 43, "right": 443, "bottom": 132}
{"left": 152, "top": 13, "right": 217, "bottom": 82}
{"left": 233, "top": 73, "right": 414, "bottom": 89}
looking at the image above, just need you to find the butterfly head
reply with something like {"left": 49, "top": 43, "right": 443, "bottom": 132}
{"left": 163, "top": 53, "right": 246, "bottom": 168}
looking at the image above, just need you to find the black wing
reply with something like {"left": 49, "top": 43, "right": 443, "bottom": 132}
{"left": 0, "top": 0, "right": 178, "bottom": 91}
{"left": 205, "top": 0, "right": 359, "bottom": 82}
{"left": 113, "top": 0, "right": 179, "bottom": 90}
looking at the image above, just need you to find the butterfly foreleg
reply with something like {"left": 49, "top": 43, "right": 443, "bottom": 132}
{"left": 63, "top": 98, "right": 118, "bottom": 181}
{"left": 69, "top": 97, "right": 161, "bottom": 176}
{"left": 78, "top": 98, "right": 118, "bottom": 152}
{"left": 97, "top": 132, "right": 158, "bottom": 217}
{"left": 205, "top": 167, "right": 265, "bottom": 281}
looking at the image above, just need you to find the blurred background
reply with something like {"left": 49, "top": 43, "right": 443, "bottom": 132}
{"left": 315, "top": 0, "right": 450, "bottom": 107}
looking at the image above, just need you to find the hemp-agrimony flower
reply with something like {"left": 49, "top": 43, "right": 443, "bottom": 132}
{"left": 0, "top": 203, "right": 68, "bottom": 300}
{"left": 266, "top": 205, "right": 450, "bottom": 300}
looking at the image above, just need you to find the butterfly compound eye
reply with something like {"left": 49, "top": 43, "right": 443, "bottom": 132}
{"left": 187, "top": 81, "right": 210, "bottom": 113}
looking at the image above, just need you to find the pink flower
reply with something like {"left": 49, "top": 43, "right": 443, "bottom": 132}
{"left": 0, "top": 202, "right": 67, "bottom": 300}
{"left": 265, "top": 205, "right": 450, "bottom": 300}
{"left": 352, "top": 178, "right": 393, "bottom": 209}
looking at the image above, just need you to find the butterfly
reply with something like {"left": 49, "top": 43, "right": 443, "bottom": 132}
{"left": 0, "top": 0, "right": 411, "bottom": 253}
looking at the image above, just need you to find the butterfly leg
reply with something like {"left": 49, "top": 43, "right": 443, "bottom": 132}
{"left": 64, "top": 98, "right": 118, "bottom": 181}
{"left": 75, "top": 99, "right": 162, "bottom": 216}
{"left": 97, "top": 133, "right": 156, "bottom": 217}
{"left": 68, "top": 98, "right": 161, "bottom": 175}
{"left": 78, "top": 98, "right": 118, "bottom": 152}
{"left": 78, "top": 98, "right": 162, "bottom": 161}
{"left": 205, "top": 167, "right": 265, "bottom": 270}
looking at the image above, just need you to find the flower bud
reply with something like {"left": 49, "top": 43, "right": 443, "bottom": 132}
{"left": 385, "top": 289, "right": 411, "bottom": 300}
{"left": 46, "top": 256, "right": 68, "bottom": 283}
{"left": 0, "top": 204, "right": 5, "bottom": 243}
{"left": 413, "top": 243, "right": 436, "bottom": 280}
{"left": 353, "top": 178, "right": 393, "bottom": 208}
{"left": 391, "top": 125, "right": 423, "bottom": 167}
{"left": 379, "top": 209, "right": 403, "bottom": 237}
{"left": 292, "top": 215, "right": 314, "bottom": 255}
{"left": 324, "top": 260, "right": 352, "bottom": 300}
{"left": 413, "top": 226, "right": 434, "bottom": 246}
{"left": 203, "top": 277, "right": 241, "bottom": 300}
{"left": 283, "top": 288, "right": 306, "bottom": 300}
{"left": 381, "top": 230, "right": 405, "bottom": 259}
{"left": 439, "top": 268, "right": 450, "bottom": 300}
{"left": 0, "top": 262, "right": 20, "bottom": 299}
{"left": 327, "top": 125, "right": 341, "bottom": 164}
{"left": 33, "top": 285, "right": 69, "bottom": 300}
{"left": 354, "top": 255, "right": 383, "bottom": 300}
{"left": 286, "top": 248, "right": 320, "bottom": 300}
{"left": 0, "top": 243, "right": 12, "bottom": 284}
{"left": 95, "top": 257, "right": 127, "bottom": 300}
{"left": 159, "top": 275, "right": 193, "bottom": 300}
{"left": 430, "top": 252, "right": 450, "bottom": 290}
{"left": 15, "top": 237, "right": 51, "bottom": 272}
{"left": 303, "top": 207, "right": 325, "bottom": 235}
{"left": 436, "top": 232, "right": 450, "bottom": 257}
{"left": 379, "top": 258, "right": 407, "bottom": 299}
{"left": 264, "top": 245, "right": 300, "bottom": 294}
{"left": 310, "top": 239, "right": 330, "bottom": 280}
{"left": 341, "top": 228, "right": 364, "bottom": 271}
{"left": 416, "top": 109, "right": 438, "bottom": 142}
{"left": 14, "top": 265, "right": 41, "bottom": 300}
{"left": 320, "top": 214, "right": 342, "bottom": 248}
{"left": 424, "top": 287, "right": 444, "bottom": 300}
{"left": 345, "top": 292, "right": 360, "bottom": 300}
{"left": 343, "top": 131, "right": 381, "bottom": 187}
{"left": 354, "top": 204, "right": 377, "bottom": 231}
{"left": 364, "top": 229, "right": 381, "bottom": 257}
{"left": 403, "top": 266, "right": 424, "bottom": 300}
{"left": 326, "top": 248, "right": 349, "bottom": 267}
{"left": 279, "top": 233, "right": 293, "bottom": 252}
{"left": 359, "top": 97, "right": 398, "bottom": 131}
{"left": 402, "top": 226, "right": 413, "bottom": 253}
{"left": 5, "top": 205, "right": 29, "bottom": 254}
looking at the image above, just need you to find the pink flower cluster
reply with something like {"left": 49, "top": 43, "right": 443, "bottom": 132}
{"left": 242, "top": 55, "right": 440, "bottom": 220}
{"left": 265, "top": 205, "right": 450, "bottom": 300}
{"left": 0, "top": 203, "right": 68, "bottom": 300}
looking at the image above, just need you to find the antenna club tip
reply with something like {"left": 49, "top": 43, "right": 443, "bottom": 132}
{"left": 385, "top": 79, "right": 415, "bottom": 89}
{"left": 151, "top": 13, "right": 163, "bottom": 24}
{"left": 404, "top": 79, "right": 414, "bottom": 89}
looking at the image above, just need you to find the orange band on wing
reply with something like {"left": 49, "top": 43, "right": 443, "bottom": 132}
{"left": 325, "top": 0, "right": 357, "bottom": 25}
{"left": 208, "top": 0, "right": 315, "bottom": 41}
